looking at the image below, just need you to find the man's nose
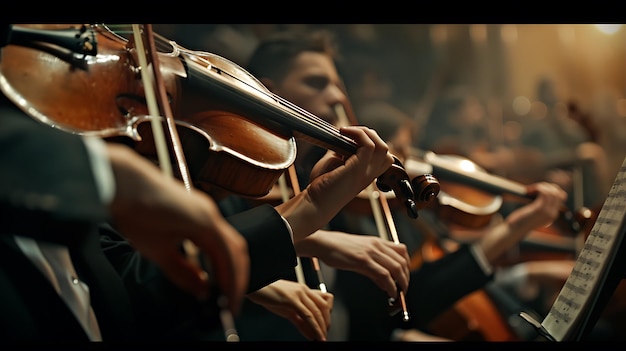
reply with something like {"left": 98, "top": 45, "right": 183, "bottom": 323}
{"left": 326, "top": 84, "right": 348, "bottom": 107}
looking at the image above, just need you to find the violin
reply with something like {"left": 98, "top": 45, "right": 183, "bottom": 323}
{"left": 344, "top": 154, "right": 503, "bottom": 227}
{"left": 0, "top": 24, "right": 437, "bottom": 219}
{"left": 403, "top": 149, "right": 595, "bottom": 236}
{"left": 346, "top": 148, "right": 592, "bottom": 239}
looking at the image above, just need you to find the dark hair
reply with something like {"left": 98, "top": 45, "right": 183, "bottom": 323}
{"left": 246, "top": 29, "right": 338, "bottom": 82}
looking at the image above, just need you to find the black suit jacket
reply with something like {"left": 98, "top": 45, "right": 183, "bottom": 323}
{"left": 0, "top": 95, "right": 137, "bottom": 341}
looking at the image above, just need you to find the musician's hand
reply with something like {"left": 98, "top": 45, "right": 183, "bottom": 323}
{"left": 506, "top": 182, "right": 567, "bottom": 231}
{"left": 278, "top": 126, "right": 393, "bottom": 242}
{"left": 246, "top": 279, "right": 334, "bottom": 341}
{"left": 479, "top": 181, "right": 568, "bottom": 263}
{"left": 106, "top": 143, "right": 249, "bottom": 314}
{"left": 308, "top": 126, "right": 393, "bottom": 195}
{"left": 295, "top": 230, "right": 410, "bottom": 298}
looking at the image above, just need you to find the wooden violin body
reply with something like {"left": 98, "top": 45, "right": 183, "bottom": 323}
{"left": 0, "top": 24, "right": 296, "bottom": 198}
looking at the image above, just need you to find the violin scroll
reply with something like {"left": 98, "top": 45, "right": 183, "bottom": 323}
{"left": 412, "top": 173, "right": 441, "bottom": 204}
{"left": 376, "top": 157, "right": 440, "bottom": 219}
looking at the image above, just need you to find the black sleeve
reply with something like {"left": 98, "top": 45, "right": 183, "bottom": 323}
{"left": 225, "top": 203, "right": 297, "bottom": 292}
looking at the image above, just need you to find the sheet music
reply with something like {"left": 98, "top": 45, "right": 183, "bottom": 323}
{"left": 540, "top": 158, "right": 626, "bottom": 341}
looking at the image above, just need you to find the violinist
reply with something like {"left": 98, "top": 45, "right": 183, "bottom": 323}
{"left": 0, "top": 23, "right": 395, "bottom": 341}
{"left": 240, "top": 27, "right": 571, "bottom": 341}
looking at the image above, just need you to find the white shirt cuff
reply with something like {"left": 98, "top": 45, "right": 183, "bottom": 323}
{"left": 470, "top": 243, "right": 494, "bottom": 276}
{"left": 280, "top": 215, "right": 294, "bottom": 243}
{"left": 81, "top": 136, "right": 115, "bottom": 205}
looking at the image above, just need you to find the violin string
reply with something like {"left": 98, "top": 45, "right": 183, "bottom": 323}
{"left": 187, "top": 62, "right": 341, "bottom": 136}
{"left": 103, "top": 24, "right": 179, "bottom": 55}
{"left": 177, "top": 50, "right": 347, "bottom": 140}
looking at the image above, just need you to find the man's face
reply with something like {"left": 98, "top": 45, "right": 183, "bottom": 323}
{"left": 271, "top": 51, "right": 347, "bottom": 127}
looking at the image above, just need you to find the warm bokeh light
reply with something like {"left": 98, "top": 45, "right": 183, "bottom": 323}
{"left": 512, "top": 96, "right": 532, "bottom": 116}
{"left": 500, "top": 24, "right": 518, "bottom": 44}
{"left": 459, "top": 159, "right": 478, "bottom": 172}
{"left": 470, "top": 24, "right": 488, "bottom": 44}
{"left": 594, "top": 24, "right": 622, "bottom": 35}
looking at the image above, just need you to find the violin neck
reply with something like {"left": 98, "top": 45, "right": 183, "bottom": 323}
{"left": 417, "top": 150, "right": 529, "bottom": 198}
{"left": 182, "top": 53, "right": 357, "bottom": 157}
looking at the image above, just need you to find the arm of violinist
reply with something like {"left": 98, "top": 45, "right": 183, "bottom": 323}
{"left": 477, "top": 181, "right": 567, "bottom": 263}
{"left": 246, "top": 279, "right": 334, "bottom": 341}
{"left": 294, "top": 230, "right": 410, "bottom": 299}
{"left": 276, "top": 126, "right": 393, "bottom": 242}
{"left": 105, "top": 142, "right": 249, "bottom": 314}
